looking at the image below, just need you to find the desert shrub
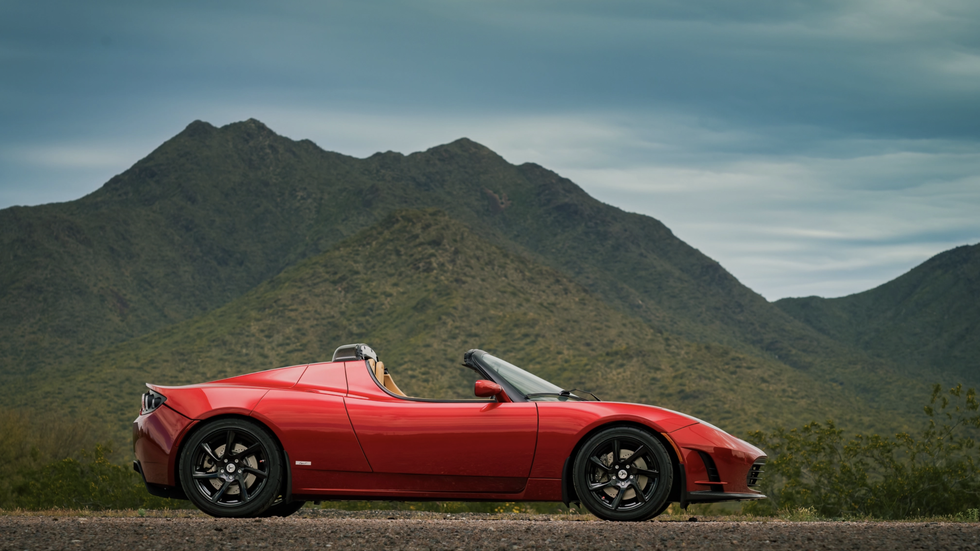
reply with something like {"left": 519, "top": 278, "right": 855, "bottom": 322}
{"left": 0, "top": 407, "right": 177, "bottom": 510}
{"left": 745, "top": 384, "right": 980, "bottom": 519}
{"left": 14, "top": 444, "right": 175, "bottom": 510}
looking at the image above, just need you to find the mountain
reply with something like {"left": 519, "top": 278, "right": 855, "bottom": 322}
{"left": 777, "top": 243, "right": 980, "bottom": 386}
{"left": 0, "top": 119, "right": 948, "bottom": 443}
{"left": 10, "top": 209, "right": 895, "bottom": 442}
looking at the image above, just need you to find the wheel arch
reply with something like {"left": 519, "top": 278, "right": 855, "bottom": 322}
{"left": 173, "top": 413, "right": 290, "bottom": 500}
{"left": 562, "top": 420, "right": 684, "bottom": 508}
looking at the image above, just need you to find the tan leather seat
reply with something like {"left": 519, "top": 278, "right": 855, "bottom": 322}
{"left": 368, "top": 358, "right": 407, "bottom": 397}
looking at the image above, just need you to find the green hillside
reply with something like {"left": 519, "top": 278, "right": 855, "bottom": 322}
{"left": 11, "top": 210, "right": 901, "bottom": 443}
{"left": 0, "top": 120, "right": 876, "bottom": 373}
{"left": 0, "top": 119, "right": 953, "bottom": 443}
{"left": 777, "top": 243, "right": 980, "bottom": 386}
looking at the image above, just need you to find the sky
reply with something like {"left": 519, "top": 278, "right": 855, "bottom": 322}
{"left": 2, "top": 0, "right": 978, "bottom": 300}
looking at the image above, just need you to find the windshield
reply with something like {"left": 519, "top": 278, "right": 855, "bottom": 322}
{"left": 479, "top": 353, "right": 564, "bottom": 398}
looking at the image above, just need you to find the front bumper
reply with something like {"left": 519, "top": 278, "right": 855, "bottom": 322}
{"left": 669, "top": 423, "right": 768, "bottom": 508}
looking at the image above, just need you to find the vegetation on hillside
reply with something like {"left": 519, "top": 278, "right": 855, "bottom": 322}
{"left": 746, "top": 384, "right": 980, "bottom": 519}
{"left": 0, "top": 119, "right": 942, "bottom": 443}
{"left": 9, "top": 210, "right": 887, "bottom": 446}
{"left": 777, "top": 243, "right": 980, "bottom": 388}
{"left": 0, "top": 408, "right": 175, "bottom": 510}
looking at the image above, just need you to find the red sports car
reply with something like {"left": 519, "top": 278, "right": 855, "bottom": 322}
{"left": 133, "top": 344, "right": 766, "bottom": 520}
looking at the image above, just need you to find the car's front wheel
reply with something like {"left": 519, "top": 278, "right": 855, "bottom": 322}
{"left": 572, "top": 426, "right": 673, "bottom": 521}
{"left": 179, "top": 418, "right": 283, "bottom": 518}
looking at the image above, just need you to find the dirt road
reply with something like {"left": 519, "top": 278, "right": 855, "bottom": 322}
{"left": 1, "top": 511, "right": 977, "bottom": 550}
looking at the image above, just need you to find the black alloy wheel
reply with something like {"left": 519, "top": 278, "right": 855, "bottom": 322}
{"left": 572, "top": 426, "right": 673, "bottom": 521}
{"left": 179, "top": 419, "right": 283, "bottom": 518}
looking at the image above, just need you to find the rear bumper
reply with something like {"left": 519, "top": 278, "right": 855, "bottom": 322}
{"left": 133, "top": 460, "right": 187, "bottom": 501}
{"left": 133, "top": 404, "right": 195, "bottom": 486}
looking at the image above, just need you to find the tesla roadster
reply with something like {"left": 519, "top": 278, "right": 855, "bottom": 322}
{"left": 133, "top": 344, "right": 766, "bottom": 520}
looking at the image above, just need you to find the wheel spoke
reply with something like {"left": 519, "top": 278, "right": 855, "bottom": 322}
{"left": 621, "top": 445, "right": 647, "bottom": 465}
{"left": 613, "top": 439, "right": 621, "bottom": 463}
{"left": 609, "top": 487, "right": 625, "bottom": 510}
{"left": 588, "top": 479, "right": 618, "bottom": 492}
{"left": 635, "top": 468, "right": 659, "bottom": 478}
{"left": 211, "top": 479, "right": 232, "bottom": 503}
{"left": 589, "top": 455, "right": 613, "bottom": 472}
{"left": 630, "top": 480, "right": 647, "bottom": 503}
{"left": 224, "top": 431, "right": 236, "bottom": 458}
{"left": 192, "top": 471, "right": 221, "bottom": 480}
{"left": 201, "top": 443, "right": 221, "bottom": 464}
{"left": 238, "top": 475, "right": 250, "bottom": 501}
{"left": 242, "top": 466, "right": 268, "bottom": 479}
{"left": 233, "top": 442, "right": 260, "bottom": 460}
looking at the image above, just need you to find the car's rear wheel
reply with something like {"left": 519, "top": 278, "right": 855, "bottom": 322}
{"left": 179, "top": 418, "right": 283, "bottom": 518}
{"left": 572, "top": 426, "right": 673, "bottom": 521}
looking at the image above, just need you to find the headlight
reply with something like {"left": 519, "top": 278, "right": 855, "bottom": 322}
{"left": 141, "top": 389, "right": 167, "bottom": 415}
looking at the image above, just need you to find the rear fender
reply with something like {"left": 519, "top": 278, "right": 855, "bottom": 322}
{"left": 147, "top": 384, "right": 269, "bottom": 420}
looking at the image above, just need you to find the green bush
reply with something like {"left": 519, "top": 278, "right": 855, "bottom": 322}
{"left": 0, "top": 407, "right": 178, "bottom": 510}
{"left": 15, "top": 444, "right": 175, "bottom": 510}
{"left": 745, "top": 384, "right": 980, "bottom": 519}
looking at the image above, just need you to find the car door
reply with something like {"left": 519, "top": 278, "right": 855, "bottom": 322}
{"left": 343, "top": 361, "right": 538, "bottom": 494}
{"left": 344, "top": 398, "right": 538, "bottom": 493}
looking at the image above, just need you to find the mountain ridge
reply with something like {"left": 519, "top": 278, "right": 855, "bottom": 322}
{"left": 11, "top": 209, "right": 899, "bottom": 442}
{"left": 777, "top": 242, "right": 980, "bottom": 386}
{"left": 0, "top": 118, "right": 961, "bottom": 443}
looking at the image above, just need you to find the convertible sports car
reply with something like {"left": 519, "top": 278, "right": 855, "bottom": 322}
{"left": 134, "top": 344, "right": 766, "bottom": 520}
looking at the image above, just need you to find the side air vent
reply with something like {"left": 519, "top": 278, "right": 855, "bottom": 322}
{"left": 696, "top": 451, "right": 725, "bottom": 492}
{"left": 696, "top": 451, "right": 720, "bottom": 481}
{"left": 747, "top": 460, "right": 765, "bottom": 487}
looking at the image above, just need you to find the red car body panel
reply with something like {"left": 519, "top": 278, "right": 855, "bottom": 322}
{"left": 343, "top": 359, "right": 538, "bottom": 484}
{"left": 134, "top": 353, "right": 767, "bottom": 506}
{"left": 146, "top": 384, "right": 269, "bottom": 421}
{"left": 132, "top": 404, "right": 196, "bottom": 487}
{"left": 531, "top": 402, "right": 699, "bottom": 480}
{"left": 251, "top": 390, "right": 373, "bottom": 474}
{"left": 670, "top": 423, "right": 766, "bottom": 494}
{"left": 295, "top": 361, "right": 349, "bottom": 394}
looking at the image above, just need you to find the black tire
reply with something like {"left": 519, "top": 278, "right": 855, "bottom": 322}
{"left": 645, "top": 499, "right": 673, "bottom": 520}
{"left": 572, "top": 426, "right": 673, "bottom": 521}
{"left": 179, "top": 418, "right": 283, "bottom": 518}
{"left": 259, "top": 499, "right": 306, "bottom": 518}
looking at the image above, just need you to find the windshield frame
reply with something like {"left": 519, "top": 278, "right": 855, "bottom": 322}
{"left": 464, "top": 350, "right": 569, "bottom": 402}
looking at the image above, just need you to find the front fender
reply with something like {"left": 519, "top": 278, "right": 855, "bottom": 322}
{"left": 529, "top": 402, "right": 699, "bottom": 479}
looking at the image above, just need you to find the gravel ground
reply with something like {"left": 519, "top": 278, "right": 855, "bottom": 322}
{"left": 1, "top": 511, "right": 978, "bottom": 550}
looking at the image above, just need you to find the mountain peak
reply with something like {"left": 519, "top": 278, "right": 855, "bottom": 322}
{"left": 219, "top": 118, "right": 280, "bottom": 141}
{"left": 180, "top": 120, "right": 217, "bottom": 138}
{"left": 419, "top": 137, "right": 504, "bottom": 164}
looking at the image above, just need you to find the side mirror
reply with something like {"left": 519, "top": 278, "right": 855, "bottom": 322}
{"left": 474, "top": 380, "right": 504, "bottom": 399}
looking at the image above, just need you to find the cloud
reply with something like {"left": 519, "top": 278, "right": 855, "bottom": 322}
{"left": 4, "top": 144, "right": 146, "bottom": 169}
{"left": 566, "top": 140, "right": 980, "bottom": 299}
{"left": 1, "top": 0, "right": 979, "bottom": 299}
